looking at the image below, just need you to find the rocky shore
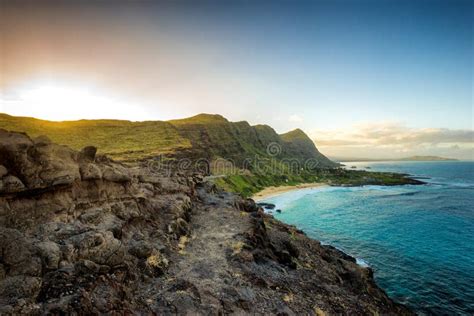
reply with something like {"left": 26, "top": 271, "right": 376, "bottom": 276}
{"left": 0, "top": 129, "right": 412, "bottom": 315}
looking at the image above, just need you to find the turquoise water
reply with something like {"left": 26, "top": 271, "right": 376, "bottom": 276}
{"left": 262, "top": 161, "right": 474, "bottom": 315}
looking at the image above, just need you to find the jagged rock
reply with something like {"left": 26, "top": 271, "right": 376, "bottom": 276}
{"left": 0, "top": 130, "right": 80, "bottom": 190}
{"left": 75, "top": 259, "right": 110, "bottom": 274}
{"left": 168, "top": 217, "right": 189, "bottom": 237}
{"left": 222, "top": 286, "right": 256, "bottom": 310}
{"left": 111, "top": 201, "right": 141, "bottom": 221}
{"left": 129, "top": 240, "right": 154, "bottom": 259}
{"left": 67, "top": 231, "right": 125, "bottom": 266}
{"left": 240, "top": 198, "right": 259, "bottom": 212}
{"left": 138, "top": 173, "right": 162, "bottom": 184}
{"left": 257, "top": 202, "right": 276, "bottom": 210}
{"left": 1, "top": 175, "right": 25, "bottom": 193}
{"left": 175, "top": 218, "right": 189, "bottom": 236}
{"left": 0, "top": 276, "right": 42, "bottom": 308}
{"left": 102, "top": 165, "right": 131, "bottom": 182}
{"left": 36, "top": 241, "right": 61, "bottom": 270}
{"left": 0, "top": 228, "right": 41, "bottom": 277}
{"left": 80, "top": 146, "right": 97, "bottom": 161}
{"left": 80, "top": 163, "right": 102, "bottom": 180}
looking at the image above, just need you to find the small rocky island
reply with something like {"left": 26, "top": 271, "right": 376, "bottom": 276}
{"left": 0, "top": 129, "right": 413, "bottom": 314}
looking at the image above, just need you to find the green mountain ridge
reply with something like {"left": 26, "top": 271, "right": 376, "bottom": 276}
{"left": 0, "top": 112, "right": 336, "bottom": 168}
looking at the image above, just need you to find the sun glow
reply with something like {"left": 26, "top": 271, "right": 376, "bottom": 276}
{"left": 0, "top": 82, "right": 150, "bottom": 121}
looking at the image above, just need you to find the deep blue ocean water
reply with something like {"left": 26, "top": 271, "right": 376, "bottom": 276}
{"left": 262, "top": 161, "right": 474, "bottom": 315}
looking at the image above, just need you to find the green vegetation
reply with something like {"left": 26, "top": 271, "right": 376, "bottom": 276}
{"left": 214, "top": 169, "right": 423, "bottom": 198}
{"left": 0, "top": 113, "right": 191, "bottom": 160}
{"left": 1, "top": 112, "right": 423, "bottom": 197}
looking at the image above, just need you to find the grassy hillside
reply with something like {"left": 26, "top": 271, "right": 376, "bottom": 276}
{"left": 0, "top": 113, "right": 336, "bottom": 166}
{"left": 0, "top": 113, "right": 191, "bottom": 160}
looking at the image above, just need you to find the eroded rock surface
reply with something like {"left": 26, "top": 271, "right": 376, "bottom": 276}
{"left": 0, "top": 130, "right": 412, "bottom": 315}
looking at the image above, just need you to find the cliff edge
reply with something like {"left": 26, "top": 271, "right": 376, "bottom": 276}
{"left": 0, "top": 129, "right": 411, "bottom": 315}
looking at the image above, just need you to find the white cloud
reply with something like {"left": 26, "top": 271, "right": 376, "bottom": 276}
{"left": 289, "top": 114, "right": 303, "bottom": 122}
{"left": 310, "top": 122, "right": 474, "bottom": 160}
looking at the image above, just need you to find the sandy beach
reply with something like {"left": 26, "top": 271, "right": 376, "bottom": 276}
{"left": 252, "top": 182, "right": 327, "bottom": 201}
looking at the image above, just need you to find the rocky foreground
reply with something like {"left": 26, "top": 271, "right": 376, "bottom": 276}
{"left": 0, "top": 129, "right": 412, "bottom": 315}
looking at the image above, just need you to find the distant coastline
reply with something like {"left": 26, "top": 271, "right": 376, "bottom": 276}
{"left": 333, "top": 155, "right": 458, "bottom": 163}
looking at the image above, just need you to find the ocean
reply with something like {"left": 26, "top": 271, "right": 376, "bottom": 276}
{"left": 261, "top": 161, "right": 474, "bottom": 315}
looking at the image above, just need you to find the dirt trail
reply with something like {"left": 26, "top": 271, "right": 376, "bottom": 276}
{"left": 144, "top": 189, "right": 260, "bottom": 314}
{"left": 169, "top": 191, "right": 251, "bottom": 299}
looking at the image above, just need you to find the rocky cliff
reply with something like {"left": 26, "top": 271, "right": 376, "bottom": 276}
{"left": 169, "top": 114, "right": 337, "bottom": 168}
{"left": 0, "top": 129, "right": 410, "bottom": 314}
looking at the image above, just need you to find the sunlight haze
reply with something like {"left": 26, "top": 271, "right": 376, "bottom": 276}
{"left": 1, "top": 0, "right": 472, "bottom": 159}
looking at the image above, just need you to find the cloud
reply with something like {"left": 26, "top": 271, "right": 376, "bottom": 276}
{"left": 310, "top": 122, "right": 474, "bottom": 160}
{"left": 289, "top": 114, "right": 303, "bottom": 122}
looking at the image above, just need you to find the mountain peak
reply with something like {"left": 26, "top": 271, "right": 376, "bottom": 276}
{"left": 280, "top": 128, "right": 309, "bottom": 141}
{"left": 170, "top": 113, "right": 229, "bottom": 124}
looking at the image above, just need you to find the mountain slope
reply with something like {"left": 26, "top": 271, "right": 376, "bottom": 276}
{"left": 0, "top": 113, "right": 337, "bottom": 168}
{"left": 0, "top": 113, "right": 191, "bottom": 160}
{"left": 280, "top": 128, "right": 335, "bottom": 167}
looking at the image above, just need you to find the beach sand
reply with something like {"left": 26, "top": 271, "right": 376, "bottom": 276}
{"left": 252, "top": 182, "right": 327, "bottom": 201}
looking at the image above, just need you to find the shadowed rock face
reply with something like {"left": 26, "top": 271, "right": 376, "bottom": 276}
{"left": 0, "top": 130, "right": 411, "bottom": 315}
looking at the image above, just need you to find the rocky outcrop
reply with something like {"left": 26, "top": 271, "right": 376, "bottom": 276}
{"left": 0, "top": 130, "right": 411, "bottom": 315}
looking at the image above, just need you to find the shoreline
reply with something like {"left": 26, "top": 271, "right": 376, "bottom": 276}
{"left": 253, "top": 183, "right": 373, "bottom": 274}
{"left": 253, "top": 183, "right": 372, "bottom": 270}
{"left": 252, "top": 182, "right": 327, "bottom": 201}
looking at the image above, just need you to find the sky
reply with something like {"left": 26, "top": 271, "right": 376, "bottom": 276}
{"left": 0, "top": 0, "right": 473, "bottom": 159}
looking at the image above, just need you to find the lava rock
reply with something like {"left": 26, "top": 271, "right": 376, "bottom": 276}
{"left": 80, "top": 146, "right": 97, "bottom": 161}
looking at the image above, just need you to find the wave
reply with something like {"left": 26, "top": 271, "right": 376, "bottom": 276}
{"left": 377, "top": 191, "right": 421, "bottom": 198}
{"left": 356, "top": 258, "right": 370, "bottom": 268}
{"left": 320, "top": 241, "right": 371, "bottom": 268}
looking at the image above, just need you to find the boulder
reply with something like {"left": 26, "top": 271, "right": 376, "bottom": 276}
{"left": 80, "top": 163, "right": 102, "bottom": 180}
{"left": 0, "top": 228, "right": 41, "bottom": 277}
{"left": 36, "top": 241, "right": 61, "bottom": 270}
{"left": 128, "top": 240, "right": 155, "bottom": 259}
{"left": 240, "top": 199, "right": 259, "bottom": 212}
{"left": 0, "top": 130, "right": 80, "bottom": 190}
{"left": 0, "top": 165, "right": 7, "bottom": 177}
{"left": 102, "top": 165, "right": 131, "bottom": 183}
{"left": 80, "top": 146, "right": 97, "bottom": 161}
{"left": 68, "top": 231, "right": 125, "bottom": 266}
{"left": 111, "top": 201, "right": 141, "bottom": 221}
{"left": 1, "top": 175, "right": 25, "bottom": 193}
